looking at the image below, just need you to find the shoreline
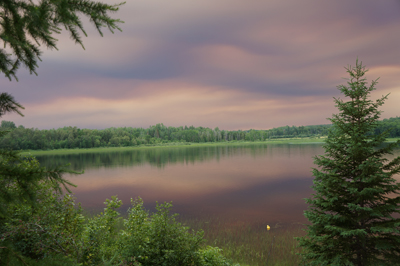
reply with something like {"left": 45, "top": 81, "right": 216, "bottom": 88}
{"left": 19, "top": 137, "right": 399, "bottom": 156}
{"left": 20, "top": 137, "right": 326, "bottom": 156}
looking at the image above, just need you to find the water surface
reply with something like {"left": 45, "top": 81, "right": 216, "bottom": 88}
{"left": 37, "top": 143, "right": 398, "bottom": 225}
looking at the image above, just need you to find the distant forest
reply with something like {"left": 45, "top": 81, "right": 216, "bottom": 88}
{"left": 1, "top": 116, "right": 400, "bottom": 150}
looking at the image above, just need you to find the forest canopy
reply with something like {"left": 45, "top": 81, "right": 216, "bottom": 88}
{"left": 1, "top": 117, "right": 399, "bottom": 150}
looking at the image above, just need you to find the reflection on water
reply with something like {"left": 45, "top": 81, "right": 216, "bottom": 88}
{"left": 37, "top": 144, "right": 289, "bottom": 170}
{"left": 34, "top": 144, "right": 335, "bottom": 224}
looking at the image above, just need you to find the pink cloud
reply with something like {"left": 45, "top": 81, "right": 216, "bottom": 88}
{"left": 2, "top": 0, "right": 400, "bottom": 130}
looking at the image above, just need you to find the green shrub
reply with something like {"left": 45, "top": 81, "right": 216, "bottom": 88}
{"left": 1, "top": 182, "right": 85, "bottom": 262}
{"left": 198, "top": 246, "right": 240, "bottom": 266}
{"left": 81, "top": 196, "right": 123, "bottom": 265}
{"left": 2, "top": 188, "right": 240, "bottom": 266}
{"left": 120, "top": 197, "right": 204, "bottom": 266}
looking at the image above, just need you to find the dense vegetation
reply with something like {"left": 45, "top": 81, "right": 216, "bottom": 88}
{"left": 1, "top": 173, "right": 238, "bottom": 266}
{"left": 1, "top": 117, "right": 400, "bottom": 151}
{"left": 298, "top": 61, "right": 400, "bottom": 264}
{"left": 0, "top": 121, "right": 332, "bottom": 150}
{"left": 0, "top": 1, "right": 237, "bottom": 265}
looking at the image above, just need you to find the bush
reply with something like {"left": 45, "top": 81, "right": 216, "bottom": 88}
{"left": 1, "top": 182, "right": 86, "bottom": 263}
{"left": 198, "top": 246, "right": 240, "bottom": 266}
{"left": 120, "top": 198, "right": 204, "bottom": 266}
{"left": 2, "top": 189, "right": 240, "bottom": 266}
{"left": 81, "top": 196, "right": 123, "bottom": 265}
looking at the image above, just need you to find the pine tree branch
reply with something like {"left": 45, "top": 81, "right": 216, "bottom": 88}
{"left": 0, "top": 0, "right": 125, "bottom": 80}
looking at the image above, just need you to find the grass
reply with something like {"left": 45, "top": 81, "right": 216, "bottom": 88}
{"left": 81, "top": 208, "right": 305, "bottom": 266}
{"left": 19, "top": 137, "right": 328, "bottom": 156}
{"left": 179, "top": 216, "right": 306, "bottom": 266}
{"left": 20, "top": 137, "right": 400, "bottom": 156}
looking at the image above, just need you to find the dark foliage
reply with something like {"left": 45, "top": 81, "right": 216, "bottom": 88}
{"left": 0, "top": 122, "right": 336, "bottom": 150}
{"left": 298, "top": 60, "right": 400, "bottom": 265}
{"left": 0, "top": 0, "right": 125, "bottom": 80}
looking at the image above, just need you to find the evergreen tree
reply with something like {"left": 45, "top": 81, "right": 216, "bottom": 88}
{"left": 1, "top": 0, "right": 125, "bottom": 81}
{"left": 0, "top": 93, "right": 24, "bottom": 117}
{"left": 0, "top": 92, "right": 78, "bottom": 219}
{"left": 298, "top": 60, "right": 400, "bottom": 265}
{"left": 0, "top": 0, "right": 124, "bottom": 262}
{"left": 0, "top": 0, "right": 124, "bottom": 221}
{"left": 0, "top": 93, "right": 81, "bottom": 264}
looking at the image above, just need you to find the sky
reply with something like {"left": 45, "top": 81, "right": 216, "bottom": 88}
{"left": 2, "top": 0, "right": 400, "bottom": 130}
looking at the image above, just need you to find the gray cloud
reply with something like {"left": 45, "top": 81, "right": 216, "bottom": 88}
{"left": 1, "top": 0, "right": 399, "bottom": 129}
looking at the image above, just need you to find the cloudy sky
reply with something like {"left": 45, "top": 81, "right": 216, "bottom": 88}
{"left": 2, "top": 0, "right": 400, "bottom": 130}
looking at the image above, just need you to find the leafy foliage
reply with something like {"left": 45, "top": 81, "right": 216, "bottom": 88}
{"left": 4, "top": 116, "right": 400, "bottom": 151}
{"left": 1, "top": 182, "right": 84, "bottom": 265}
{"left": 82, "top": 196, "right": 123, "bottom": 265}
{"left": 373, "top": 116, "right": 400, "bottom": 138}
{"left": 0, "top": 122, "right": 336, "bottom": 150}
{"left": 0, "top": 153, "right": 79, "bottom": 220}
{"left": 197, "top": 246, "right": 239, "bottom": 266}
{"left": 298, "top": 60, "right": 400, "bottom": 265}
{"left": 120, "top": 198, "right": 205, "bottom": 266}
{"left": 0, "top": 92, "right": 83, "bottom": 264}
{"left": 1, "top": 182, "right": 238, "bottom": 266}
{"left": 2, "top": 182, "right": 85, "bottom": 260}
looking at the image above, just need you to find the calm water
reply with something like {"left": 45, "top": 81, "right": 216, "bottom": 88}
{"left": 35, "top": 143, "right": 400, "bottom": 225}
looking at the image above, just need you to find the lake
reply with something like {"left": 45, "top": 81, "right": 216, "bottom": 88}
{"left": 35, "top": 143, "right": 400, "bottom": 226}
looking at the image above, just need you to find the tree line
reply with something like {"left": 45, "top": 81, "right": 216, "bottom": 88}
{"left": 2, "top": 118, "right": 400, "bottom": 151}
{"left": 0, "top": 121, "right": 334, "bottom": 150}
{"left": 0, "top": 0, "right": 239, "bottom": 265}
